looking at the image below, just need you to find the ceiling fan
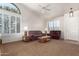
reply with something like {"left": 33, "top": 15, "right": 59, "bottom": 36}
{"left": 39, "top": 4, "right": 51, "bottom": 11}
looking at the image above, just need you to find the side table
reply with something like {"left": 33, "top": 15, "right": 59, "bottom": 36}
{"left": 0, "top": 39, "right": 2, "bottom": 44}
{"left": 22, "top": 36, "right": 31, "bottom": 42}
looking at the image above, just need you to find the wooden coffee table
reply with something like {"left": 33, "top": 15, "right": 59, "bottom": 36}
{"left": 38, "top": 36, "right": 50, "bottom": 43}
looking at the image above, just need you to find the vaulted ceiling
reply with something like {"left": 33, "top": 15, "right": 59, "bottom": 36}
{"left": 23, "top": 3, "right": 79, "bottom": 20}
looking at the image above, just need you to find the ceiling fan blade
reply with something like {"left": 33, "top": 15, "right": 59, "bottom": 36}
{"left": 39, "top": 5, "right": 41, "bottom": 7}
{"left": 46, "top": 4, "right": 50, "bottom": 7}
{"left": 47, "top": 9, "right": 51, "bottom": 11}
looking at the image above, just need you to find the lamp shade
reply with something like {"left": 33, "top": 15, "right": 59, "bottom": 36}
{"left": 45, "top": 28, "right": 49, "bottom": 33}
{"left": 24, "top": 26, "right": 28, "bottom": 31}
{"left": 45, "top": 28, "right": 48, "bottom": 31}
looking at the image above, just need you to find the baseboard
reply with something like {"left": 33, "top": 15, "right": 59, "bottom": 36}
{"left": 64, "top": 39, "right": 79, "bottom": 42}
{"left": 2, "top": 40, "right": 22, "bottom": 44}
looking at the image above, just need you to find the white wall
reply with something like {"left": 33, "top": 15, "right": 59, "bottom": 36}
{"left": 16, "top": 4, "right": 45, "bottom": 32}
{"left": 2, "top": 3, "right": 45, "bottom": 43}
{"left": 64, "top": 10, "right": 79, "bottom": 41}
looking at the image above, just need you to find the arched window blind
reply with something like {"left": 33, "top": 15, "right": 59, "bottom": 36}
{"left": 0, "top": 3, "right": 21, "bottom": 34}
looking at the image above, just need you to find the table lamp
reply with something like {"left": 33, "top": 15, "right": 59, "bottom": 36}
{"left": 45, "top": 28, "right": 48, "bottom": 36}
{"left": 24, "top": 26, "right": 29, "bottom": 36}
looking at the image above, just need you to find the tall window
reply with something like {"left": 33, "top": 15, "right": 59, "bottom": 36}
{"left": 4, "top": 14, "right": 9, "bottom": 33}
{"left": 16, "top": 17, "right": 20, "bottom": 33}
{"left": 48, "top": 20, "right": 60, "bottom": 30}
{"left": 0, "top": 3, "right": 21, "bottom": 34}
{"left": 11, "top": 16, "right": 16, "bottom": 33}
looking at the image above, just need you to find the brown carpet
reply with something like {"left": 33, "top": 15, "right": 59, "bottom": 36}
{"left": 1, "top": 39, "right": 79, "bottom": 56}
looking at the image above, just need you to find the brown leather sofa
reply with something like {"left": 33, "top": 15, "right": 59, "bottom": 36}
{"left": 28, "top": 31, "right": 43, "bottom": 41}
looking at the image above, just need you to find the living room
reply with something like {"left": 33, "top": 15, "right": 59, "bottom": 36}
{"left": 0, "top": 3, "right": 79, "bottom": 56}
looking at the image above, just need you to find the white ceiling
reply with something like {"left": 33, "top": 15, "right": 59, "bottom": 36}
{"left": 23, "top": 3, "right": 79, "bottom": 19}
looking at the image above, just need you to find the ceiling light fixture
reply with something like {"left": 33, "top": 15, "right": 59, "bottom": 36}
{"left": 69, "top": 8, "right": 74, "bottom": 17}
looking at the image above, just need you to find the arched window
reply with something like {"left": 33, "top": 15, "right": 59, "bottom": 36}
{"left": 0, "top": 3, "right": 21, "bottom": 34}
